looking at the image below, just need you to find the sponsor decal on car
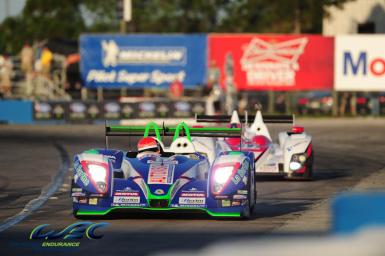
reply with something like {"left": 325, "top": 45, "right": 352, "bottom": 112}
{"left": 89, "top": 193, "right": 106, "bottom": 197}
{"left": 232, "top": 162, "right": 248, "bottom": 185}
{"left": 231, "top": 200, "right": 241, "bottom": 206}
{"left": 89, "top": 198, "right": 98, "bottom": 205}
{"left": 237, "top": 190, "right": 248, "bottom": 195}
{"left": 114, "top": 191, "right": 139, "bottom": 196}
{"left": 232, "top": 175, "right": 241, "bottom": 185}
{"left": 77, "top": 169, "right": 90, "bottom": 186}
{"left": 286, "top": 142, "right": 303, "bottom": 152}
{"left": 117, "top": 187, "right": 137, "bottom": 192}
{"left": 180, "top": 192, "right": 205, "bottom": 197}
{"left": 221, "top": 200, "right": 231, "bottom": 207}
{"left": 71, "top": 192, "right": 86, "bottom": 197}
{"left": 113, "top": 196, "right": 140, "bottom": 205}
{"left": 233, "top": 194, "right": 247, "bottom": 200}
{"left": 179, "top": 197, "right": 206, "bottom": 207}
{"left": 148, "top": 163, "right": 174, "bottom": 184}
{"left": 154, "top": 189, "right": 165, "bottom": 195}
{"left": 74, "top": 161, "right": 90, "bottom": 186}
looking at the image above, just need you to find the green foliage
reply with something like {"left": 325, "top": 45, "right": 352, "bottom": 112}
{"left": 0, "top": 0, "right": 118, "bottom": 54}
{"left": 0, "top": 0, "right": 352, "bottom": 54}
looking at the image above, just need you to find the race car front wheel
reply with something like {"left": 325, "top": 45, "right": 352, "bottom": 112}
{"left": 302, "top": 151, "right": 314, "bottom": 180}
{"left": 242, "top": 165, "right": 256, "bottom": 219}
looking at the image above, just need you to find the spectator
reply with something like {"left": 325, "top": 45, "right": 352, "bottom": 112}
{"left": 20, "top": 43, "right": 35, "bottom": 95}
{"left": 20, "top": 43, "right": 34, "bottom": 76}
{"left": 206, "top": 60, "right": 224, "bottom": 114}
{"left": 33, "top": 41, "right": 43, "bottom": 72}
{"left": 207, "top": 60, "right": 220, "bottom": 90}
{"left": 170, "top": 78, "right": 184, "bottom": 98}
{"left": 238, "top": 93, "right": 248, "bottom": 113}
{"left": 0, "top": 55, "right": 13, "bottom": 97}
{"left": 339, "top": 92, "right": 349, "bottom": 116}
{"left": 65, "top": 53, "right": 81, "bottom": 91}
{"left": 275, "top": 93, "right": 286, "bottom": 113}
{"left": 40, "top": 47, "right": 53, "bottom": 77}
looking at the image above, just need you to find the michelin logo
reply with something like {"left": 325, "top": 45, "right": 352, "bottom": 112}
{"left": 101, "top": 40, "right": 186, "bottom": 67}
{"left": 102, "top": 40, "right": 119, "bottom": 67}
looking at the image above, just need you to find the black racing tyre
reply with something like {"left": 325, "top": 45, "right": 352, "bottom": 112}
{"left": 250, "top": 171, "right": 257, "bottom": 213}
{"left": 302, "top": 151, "right": 314, "bottom": 180}
{"left": 242, "top": 165, "right": 255, "bottom": 219}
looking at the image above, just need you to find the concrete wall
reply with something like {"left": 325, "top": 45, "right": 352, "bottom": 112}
{"left": 323, "top": 0, "right": 385, "bottom": 35}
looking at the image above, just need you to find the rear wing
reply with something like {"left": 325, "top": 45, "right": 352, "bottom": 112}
{"left": 195, "top": 114, "right": 294, "bottom": 124}
{"left": 104, "top": 121, "right": 241, "bottom": 148}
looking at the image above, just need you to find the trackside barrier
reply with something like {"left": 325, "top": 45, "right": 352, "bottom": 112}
{"left": 332, "top": 192, "right": 385, "bottom": 234}
{"left": 33, "top": 99, "right": 206, "bottom": 122}
{"left": 0, "top": 100, "right": 33, "bottom": 124}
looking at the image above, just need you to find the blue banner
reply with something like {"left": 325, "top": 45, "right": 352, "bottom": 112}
{"left": 80, "top": 34, "right": 207, "bottom": 88}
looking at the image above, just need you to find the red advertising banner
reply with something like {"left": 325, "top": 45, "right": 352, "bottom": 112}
{"left": 208, "top": 34, "right": 334, "bottom": 91}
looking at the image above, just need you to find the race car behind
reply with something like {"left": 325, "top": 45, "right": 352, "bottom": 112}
{"left": 196, "top": 111, "right": 314, "bottom": 179}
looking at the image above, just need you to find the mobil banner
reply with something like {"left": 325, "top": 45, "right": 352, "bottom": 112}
{"left": 335, "top": 35, "right": 385, "bottom": 91}
{"left": 80, "top": 34, "right": 207, "bottom": 88}
{"left": 208, "top": 34, "right": 333, "bottom": 91}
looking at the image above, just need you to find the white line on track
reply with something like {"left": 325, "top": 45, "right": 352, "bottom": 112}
{"left": 0, "top": 143, "right": 69, "bottom": 232}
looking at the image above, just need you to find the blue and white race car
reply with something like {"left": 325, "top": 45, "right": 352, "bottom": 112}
{"left": 71, "top": 122, "right": 256, "bottom": 219}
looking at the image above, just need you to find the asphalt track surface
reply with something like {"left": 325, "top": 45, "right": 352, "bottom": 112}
{"left": 0, "top": 119, "right": 384, "bottom": 256}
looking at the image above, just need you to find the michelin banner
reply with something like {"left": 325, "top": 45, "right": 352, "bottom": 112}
{"left": 80, "top": 34, "right": 207, "bottom": 88}
{"left": 335, "top": 35, "right": 385, "bottom": 91}
{"left": 208, "top": 34, "right": 334, "bottom": 91}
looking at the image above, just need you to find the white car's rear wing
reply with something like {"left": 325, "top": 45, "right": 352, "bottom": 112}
{"left": 195, "top": 114, "right": 294, "bottom": 124}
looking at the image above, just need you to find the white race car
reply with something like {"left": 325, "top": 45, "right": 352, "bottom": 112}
{"left": 194, "top": 111, "right": 314, "bottom": 180}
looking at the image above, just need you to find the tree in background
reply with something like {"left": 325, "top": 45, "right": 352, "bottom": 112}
{"left": 0, "top": 0, "right": 351, "bottom": 54}
{"left": 0, "top": 0, "right": 117, "bottom": 54}
{"left": 127, "top": 0, "right": 351, "bottom": 33}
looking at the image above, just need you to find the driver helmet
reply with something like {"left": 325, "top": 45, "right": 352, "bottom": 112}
{"left": 137, "top": 137, "right": 160, "bottom": 153}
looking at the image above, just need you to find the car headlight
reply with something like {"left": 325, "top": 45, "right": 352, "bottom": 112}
{"left": 88, "top": 164, "right": 107, "bottom": 182}
{"left": 211, "top": 163, "right": 240, "bottom": 195}
{"left": 298, "top": 154, "right": 307, "bottom": 163}
{"left": 87, "top": 163, "right": 108, "bottom": 193}
{"left": 289, "top": 153, "right": 307, "bottom": 171}
{"left": 289, "top": 161, "right": 302, "bottom": 171}
{"left": 214, "top": 166, "right": 234, "bottom": 184}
